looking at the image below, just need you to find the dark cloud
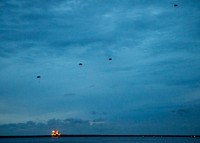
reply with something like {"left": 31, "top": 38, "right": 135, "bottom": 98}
{"left": 0, "top": 118, "right": 89, "bottom": 135}
{"left": 1, "top": 103, "right": 200, "bottom": 135}
{"left": 63, "top": 93, "right": 76, "bottom": 97}
{"left": 63, "top": 118, "right": 89, "bottom": 124}
{"left": 91, "top": 111, "right": 97, "bottom": 115}
{"left": 172, "top": 108, "right": 190, "bottom": 116}
{"left": 171, "top": 100, "right": 200, "bottom": 117}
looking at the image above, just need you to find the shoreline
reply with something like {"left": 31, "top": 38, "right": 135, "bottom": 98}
{"left": 0, "top": 135, "right": 199, "bottom": 138}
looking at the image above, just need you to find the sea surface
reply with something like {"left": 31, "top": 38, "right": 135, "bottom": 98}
{"left": 0, "top": 137, "right": 200, "bottom": 143}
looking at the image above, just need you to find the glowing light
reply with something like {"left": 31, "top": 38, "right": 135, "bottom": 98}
{"left": 51, "top": 129, "right": 60, "bottom": 137}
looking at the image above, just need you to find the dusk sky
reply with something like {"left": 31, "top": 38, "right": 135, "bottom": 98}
{"left": 0, "top": 0, "right": 200, "bottom": 135}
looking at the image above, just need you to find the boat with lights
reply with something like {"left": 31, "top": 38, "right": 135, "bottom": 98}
{"left": 51, "top": 130, "right": 60, "bottom": 137}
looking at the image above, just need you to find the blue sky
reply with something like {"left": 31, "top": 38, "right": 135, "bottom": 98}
{"left": 0, "top": 0, "right": 200, "bottom": 135}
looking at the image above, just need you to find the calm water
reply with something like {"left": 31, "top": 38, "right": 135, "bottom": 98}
{"left": 0, "top": 137, "right": 200, "bottom": 143}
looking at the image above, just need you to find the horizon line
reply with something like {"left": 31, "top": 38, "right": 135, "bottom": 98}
{"left": 0, "top": 134, "right": 199, "bottom": 138}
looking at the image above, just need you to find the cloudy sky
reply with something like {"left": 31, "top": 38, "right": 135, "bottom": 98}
{"left": 0, "top": 0, "right": 200, "bottom": 135}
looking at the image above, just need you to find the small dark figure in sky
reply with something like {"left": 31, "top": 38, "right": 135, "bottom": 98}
{"left": 174, "top": 4, "right": 178, "bottom": 7}
{"left": 36, "top": 75, "right": 41, "bottom": 83}
{"left": 79, "top": 63, "right": 83, "bottom": 66}
{"left": 108, "top": 58, "right": 112, "bottom": 61}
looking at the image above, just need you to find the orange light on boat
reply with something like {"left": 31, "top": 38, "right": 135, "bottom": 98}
{"left": 51, "top": 129, "right": 60, "bottom": 137}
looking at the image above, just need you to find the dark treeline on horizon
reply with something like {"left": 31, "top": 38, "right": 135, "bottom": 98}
{"left": 0, "top": 135, "right": 199, "bottom": 138}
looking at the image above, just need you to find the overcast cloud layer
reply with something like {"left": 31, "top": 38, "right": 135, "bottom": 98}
{"left": 0, "top": 0, "right": 200, "bottom": 135}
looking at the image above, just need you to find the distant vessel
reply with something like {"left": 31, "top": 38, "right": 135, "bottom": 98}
{"left": 51, "top": 130, "right": 60, "bottom": 137}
